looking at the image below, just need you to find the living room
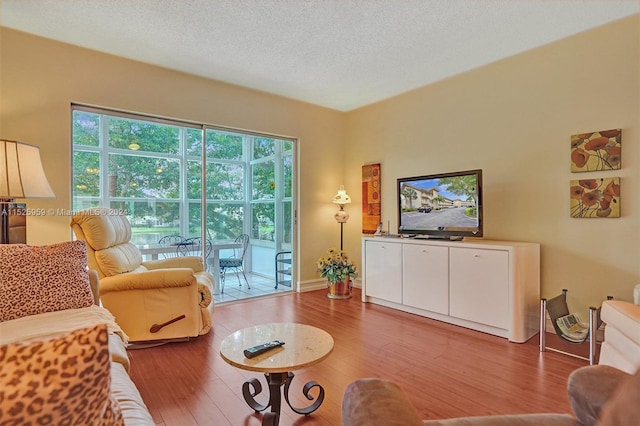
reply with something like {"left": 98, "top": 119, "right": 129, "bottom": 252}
{"left": 1, "top": 4, "right": 638, "bottom": 309}
{"left": 1, "top": 1, "right": 639, "bottom": 425}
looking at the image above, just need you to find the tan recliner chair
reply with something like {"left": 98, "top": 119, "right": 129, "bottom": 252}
{"left": 70, "top": 208, "right": 215, "bottom": 343}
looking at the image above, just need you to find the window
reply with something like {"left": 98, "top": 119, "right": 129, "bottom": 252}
{"left": 72, "top": 106, "right": 295, "bottom": 278}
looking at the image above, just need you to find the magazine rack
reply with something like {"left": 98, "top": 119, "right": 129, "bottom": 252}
{"left": 539, "top": 289, "right": 611, "bottom": 365}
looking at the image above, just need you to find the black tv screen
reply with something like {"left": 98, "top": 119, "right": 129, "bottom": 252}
{"left": 397, "top": 169, "right": 483, "bottom": 239}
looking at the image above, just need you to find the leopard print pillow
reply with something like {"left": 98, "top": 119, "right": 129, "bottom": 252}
{"left": 0, "top": 240, "right": 94, "bottom": 321}
{"left": 0, "top": 324, "right": 124, "bottom": 425}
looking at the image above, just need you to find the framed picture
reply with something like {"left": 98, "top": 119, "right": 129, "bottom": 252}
{"left": 362, "top": 163, "right": 381, "bottom": 234}
{"left": 570, "top": 129, "right": 621, "bottom": 172}
{"left": 570, "top": 177, "right": 620, "bottom": 218}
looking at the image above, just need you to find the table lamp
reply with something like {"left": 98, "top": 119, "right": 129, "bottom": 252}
{"left": 0, "top": 140, "right": 55, "bottom": 244}
{"left": 332, "top": 185, "right": 351, "bottom": 250}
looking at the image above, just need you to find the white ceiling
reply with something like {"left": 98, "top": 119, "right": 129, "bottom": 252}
{"left": 2, "top": 0, "right": 638, "bottom": 111}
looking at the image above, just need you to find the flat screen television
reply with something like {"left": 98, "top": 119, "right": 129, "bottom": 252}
{"left": 397, "top": 169, "right": 483, "bottom": 239}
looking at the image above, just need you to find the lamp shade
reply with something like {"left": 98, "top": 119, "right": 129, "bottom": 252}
{"left": 332, "top": 185, "right": 351, "bottom": 205}
{"left": 0, "top": 140, "right": 55, "bottom": 199}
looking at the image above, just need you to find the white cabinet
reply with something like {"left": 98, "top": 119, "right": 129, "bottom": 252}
{"left": 363, "top": 240, "right": 402, "bottom": 303}
{"left": 449, "top": 247, "right": 508, "bottom": 329}
{"left": 402, "top": 243, "right": 449, "bottom": 315}
{"left": 362, "top": 237, "right": 540, "bottom": 343}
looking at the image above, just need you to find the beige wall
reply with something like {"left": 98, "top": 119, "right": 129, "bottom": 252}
{"left": 0, "top": 28, "right": 345, "bottom": 283}
{"left": 2, "top": 16, "right": 639, "bottom": 307}
{"left": 345, "top": 15, "right": 639, "bottom": 308}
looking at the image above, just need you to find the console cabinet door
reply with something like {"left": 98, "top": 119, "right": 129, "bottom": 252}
{"left": 449, "top": 247, "right": 509, "bottom": 329}
{"left": 364, "top": 240, "right": 402, "bottom": 303}
{"left": 402, "top": 243, "right": 449, "bottom": 314}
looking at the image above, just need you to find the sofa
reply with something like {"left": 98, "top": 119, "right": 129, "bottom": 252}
{"left": 343, "top": 365, "right": 640, "bottom": 426}
{"left": 71, "top": 207, "right": 215, "bottom": 343}
{"left": 0, "top": 241, "right": 154, "bottom": 425}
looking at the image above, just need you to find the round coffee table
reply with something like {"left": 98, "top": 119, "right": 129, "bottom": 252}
{"left": 220, "top": 323, "right": 334, "bottom": 426}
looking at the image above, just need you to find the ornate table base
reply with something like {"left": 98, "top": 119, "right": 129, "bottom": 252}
{"left": 242, "top": 371, "right": 325, "bottom": 426}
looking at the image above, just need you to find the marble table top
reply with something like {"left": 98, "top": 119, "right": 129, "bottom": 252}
{"left": 220, "top": 322, "right": 334, "bottom": 373}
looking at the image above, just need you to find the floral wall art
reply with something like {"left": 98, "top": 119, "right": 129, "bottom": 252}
{"left": 570, "top": 128, "right": 621, "bottom": 172}
{"left": 570, "top": 177, "right": 620, "bottom": 218}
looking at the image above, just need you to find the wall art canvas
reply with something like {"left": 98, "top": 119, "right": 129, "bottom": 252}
{"left": 570, "top": 177, "right": 620, "bottom": 218}
{"left": 570, "top": 128, "right": 621, "bottom": 172}
{"left": 362, "top": 163, "right": 381, "bottom": 234}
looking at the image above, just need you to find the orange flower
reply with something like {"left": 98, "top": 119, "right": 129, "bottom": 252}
{"left": 581, "top": 191, "right": 599, "bottom": 206}
{"left": 571, "top": 148, "right": 589, "bottom": 168}
{"left": 605, "top": 145, "right": 620, "bottom": 156}
{"left": 584, "top": 137, "right": 609, "bottom": 151}
{"left": 599, "top": 198, "right": 611, "bottom": 210}
{"left": 570, "top": 186, "right": 584, "bottom": 200}
{"left": 599, "top": 129, "right": 620, "bottom": 138}
{"left": 604, "top": 145, "right": 621, "bottom": 167}
{"left": 604, "top": 180, "right": 620, "bottom": 197}
{"left": 579, "top": 179, "right": 598, "bottom": 190}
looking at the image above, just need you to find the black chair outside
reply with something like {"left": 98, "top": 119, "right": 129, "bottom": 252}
{"left": 177, "top": 237, "right": 213, "bottom": 261}
{"left": 157, "top": 235, "right": 186, "bottom": 258}
{"left": 219, "top": 234, "right": 250, "bottom": 293}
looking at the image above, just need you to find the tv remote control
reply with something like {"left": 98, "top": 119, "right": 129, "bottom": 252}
{"left": 244, "top": 340, "right": 285, "bottom": 358}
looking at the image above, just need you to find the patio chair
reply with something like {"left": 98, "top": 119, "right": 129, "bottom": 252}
{"left": 219, "top": 234, "right": 250, "bottom": 293}
{"left": 177, "top": 237, "right": 213, "bottom": 260}
{"left": 157, "top": 234, "right": 186, "bottom": 258}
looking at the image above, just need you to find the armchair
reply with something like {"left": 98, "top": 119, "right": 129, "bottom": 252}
{"left": 598, "top": 295, "right": 640, "bottom": 374}
{"left": 70, "top": 208, "right": 215, "bottom": 343}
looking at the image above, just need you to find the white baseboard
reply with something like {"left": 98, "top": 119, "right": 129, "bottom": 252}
{"left": 299, "top": 278, "right": 362, "bottom": 293}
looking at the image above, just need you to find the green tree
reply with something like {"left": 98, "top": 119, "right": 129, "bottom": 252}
{"left": 72, "top": 112, "right": 292, "bottom": 244}
{"left": 432, "top": 195, "right": 446, "bottom": 209}
{"left": 438, "top": 175, "right": 478, "bottom": 216}
{"left": 401, "top": 186, "right": 418, "bottom": 209}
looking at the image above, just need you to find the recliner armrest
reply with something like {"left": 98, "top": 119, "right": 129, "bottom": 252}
{"left": 88, "top": 269, "right": 100, "bottom": 305}
{"left": 142, "top": 256, "right": 204, "bottom": 273}
{"left": 100, "top": 268, "right": 197, "bottom": 294}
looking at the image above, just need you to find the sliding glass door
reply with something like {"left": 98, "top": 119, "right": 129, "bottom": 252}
{"left": 71, "top": 105, "right": 295, "bottom": 283}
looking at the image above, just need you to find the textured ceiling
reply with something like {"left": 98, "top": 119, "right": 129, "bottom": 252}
{"left": 2, "top": 0, "right": 638, "bottom": 111}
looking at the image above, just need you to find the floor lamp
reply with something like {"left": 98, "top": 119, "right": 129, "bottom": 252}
{"left": 0, "top": 140, "right": 55, "bottom": 244}
{"left": 332, "top": 185, "right": 351, "bottom": 250}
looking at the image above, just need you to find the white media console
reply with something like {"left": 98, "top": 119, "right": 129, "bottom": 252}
{"left": 361, "top": 236, "right": 540, "bottom": 343}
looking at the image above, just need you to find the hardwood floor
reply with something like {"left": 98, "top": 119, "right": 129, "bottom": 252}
{"left": 127, "top": 289, "right": 587, "bottom": 425}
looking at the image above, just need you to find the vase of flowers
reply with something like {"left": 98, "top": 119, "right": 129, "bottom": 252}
{"left": 317, "top": 248, "right": 357, "bottom": 299}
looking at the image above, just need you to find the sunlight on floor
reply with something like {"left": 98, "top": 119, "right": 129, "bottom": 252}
{"left": 213, "top": 273, "right": 293, "bottom": 305}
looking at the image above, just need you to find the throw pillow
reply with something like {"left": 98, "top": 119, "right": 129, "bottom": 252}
{"left": 0, "top": 240, "right": 94, "bottom": 321}
{"left": 0, "top": 324, "right": 124, "bottom": 425}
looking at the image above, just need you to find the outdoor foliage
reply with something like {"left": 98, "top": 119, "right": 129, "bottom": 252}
{"left": 72, "top": 110, "right": 293, "bottom": 243}
{"left": 438, "top": 175, "right": 478, "bottom": 209}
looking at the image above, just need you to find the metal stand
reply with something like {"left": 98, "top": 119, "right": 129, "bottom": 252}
{"left": 539, "top": 289, "right": 610, "bottom": 365}
{"left": 242, "top": 372, "right": 325, "bottom": 426}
